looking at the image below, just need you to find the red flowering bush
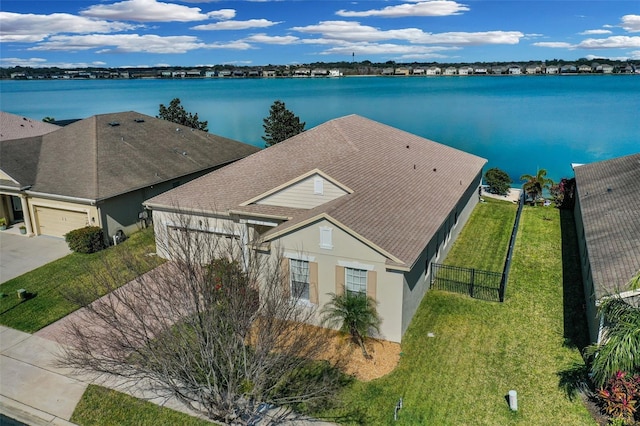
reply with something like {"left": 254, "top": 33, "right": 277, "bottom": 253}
{"left": 597, "top": 371, "right": 640, "bottom": 423}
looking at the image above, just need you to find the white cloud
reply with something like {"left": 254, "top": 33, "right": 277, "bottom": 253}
{"left": 292, "top": 21, "right": 522, "bottom": 45}
{"left": 0, "top": 57, "right": 48, "bottom": 67}
{"left": 80, "top": 0, "right": 235, "bottom": 23}
{"left": 0, "top": 56, "right": 108, "bottom": 68}
{"left": 585, "top": 54, "right": 637, "bottom": 61}
{"left": 206, "top": 40, "right": 254, "bottom": 50}
{"left": 533, "top": 42, "right": 574, "bottom": 48}
{"left": 318, "top": 42, "right": 456, "bottom": 57}
{"left": 191, "top": 19, "right": 281, "bottom": 31}
{"left": 621, "top": 15, "right": 640, "bottom": 32}
{"left": 336, "top": 1, "right": 469, "bottom": 18}
{"left": 243, "top": 34, "right": 299, "bottom": 44}
{"left": 577, "top": 36, "right": 640, "bottom": 49}
{"left": 28, "top": 34, "right": 210, "bottom": 53}
{"left": 0, "top": 12, "right": 136, "bottom": 42}
{"left": 580, "top": 29, "right": 612, "bottom": 35}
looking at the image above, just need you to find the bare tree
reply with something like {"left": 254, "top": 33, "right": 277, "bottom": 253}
{"left": 57, "top": 213, "right": 346, "bottom": 424}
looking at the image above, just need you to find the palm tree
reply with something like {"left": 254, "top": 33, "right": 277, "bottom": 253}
{"left": 520, "top": 168, "right": 554, "bottom": 205}
{"left": 321, "top": 291, "right": 381, "bottom": 358}
{"left": 585, "top": 289, "right": 640, "bottom": 388}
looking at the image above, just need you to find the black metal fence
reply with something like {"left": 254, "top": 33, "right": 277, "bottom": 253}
{"left": 430, "top": 263, "right": 504, "bottom": 302}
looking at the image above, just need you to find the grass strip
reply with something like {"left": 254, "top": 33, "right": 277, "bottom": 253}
{"left": 0, "top": 227, "right": 163, "bottom": 333}
{"left": 315, "top": 203, "right": 594, "bottom": 425}
{"left": 71, "top": 385, "right": 213, "bottom": 426}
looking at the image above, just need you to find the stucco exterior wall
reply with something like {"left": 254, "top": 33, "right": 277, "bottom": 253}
{"left": 271, "top": 218, "right": 405, "bottom": 342}
{"left": 256, "top": 174, "right": 348, "bottom": 209}
{"left": 101, "top": 180, "right": 182, "bottom": 240}
{"left": 573, "top": 192, "right": 599, "bottom": 343}
{"left": 401, "top": 171, "right": 482, "bottom": 335}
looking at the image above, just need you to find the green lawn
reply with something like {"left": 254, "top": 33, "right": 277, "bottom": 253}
{"left": 71, "top": 385, "right": 213, "bottom": 426}
{"left": 444, "top": 197, "right": 517, "bottom": 272}
{"left": 0, "top": 227, "right": 163, "bottom": 333}
{"left": 315, "top": 202, "right": 594, "bottom": 425}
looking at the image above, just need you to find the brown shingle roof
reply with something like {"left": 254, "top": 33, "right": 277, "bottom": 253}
{"left": 0, "top": 112, "right": 59, "bottom": 141}
{"left": 0, "top": 136, "right": 42, "bottom": 189}
{"left": 574, "top": 153, "right": 640, "bottom": 299}
{"left": 10, "top": 111, "right": 260, "bottom": 200}
{"left": 146, "top": 115, "right": 486, "bottom": 268}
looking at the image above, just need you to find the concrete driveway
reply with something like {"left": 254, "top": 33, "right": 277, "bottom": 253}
{"left": 0, "top": 232, "right": 71, "bottom": 284}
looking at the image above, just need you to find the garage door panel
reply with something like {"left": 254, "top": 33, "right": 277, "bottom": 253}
{"left": 35, "top": 207, "right": 89, "bottom": 237}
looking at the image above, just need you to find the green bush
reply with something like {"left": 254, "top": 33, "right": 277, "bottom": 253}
{"left": 65, "top": 226, "right": 107, "bottom": 254}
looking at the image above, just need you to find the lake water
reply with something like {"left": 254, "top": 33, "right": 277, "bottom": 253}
{"left": 1, "top": 75, "right": 638, "bottom": 182}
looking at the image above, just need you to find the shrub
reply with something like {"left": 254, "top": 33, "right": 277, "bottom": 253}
{"left": 550, "top": 177, "right": 576, "bottom": 209}
{"left": 65, "top": 226, "right": 107, "bottom": 254}
{"left": 484, "top": 168, "right": 512, "bottom": 196}
{"left": 597, "top": 371, "right": 640, "bottom": 424}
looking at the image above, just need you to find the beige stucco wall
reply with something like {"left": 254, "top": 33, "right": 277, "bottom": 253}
{"left": 151, "top": 209, "right": 406, "bottom": 342}
{"left": 271, "top": 218, "right": 405, "bottom": 342}
{"left": 256, "top": 174, "right": 347, "bottom": 209}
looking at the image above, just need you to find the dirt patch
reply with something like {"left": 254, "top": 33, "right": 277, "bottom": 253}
{"left": 317, "top": 330, "right": 401, "bottom": 382}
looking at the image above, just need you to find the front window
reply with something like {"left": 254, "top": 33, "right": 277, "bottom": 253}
{"left": 345, "top": 267, "right": 367, "bottom": 296}
{"left": 290, "top": 259, "right": 310, "bottom": 301}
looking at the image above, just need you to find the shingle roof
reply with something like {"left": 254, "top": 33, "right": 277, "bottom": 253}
{"left": 147, "top": 115, "right": 486, "bottom": 269}
{"left": 0, "top": 136, "right": 42, "bottom": 189}
{"left": 1, "top": 111, "right": 260, "bottom": 200}
{"left": 0, "top": 112, "right": 59, "bottom": 141}
{"left": 574, "top": 153, "right": 640, "bottom": 299}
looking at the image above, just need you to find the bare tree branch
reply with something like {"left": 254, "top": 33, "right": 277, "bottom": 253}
{"left": 57, "top": 212, "right": 348, "bottom": 424}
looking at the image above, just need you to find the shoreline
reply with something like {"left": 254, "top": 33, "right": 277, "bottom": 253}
{"left": 481, "top": 186, "right": 522, "bottom": 203}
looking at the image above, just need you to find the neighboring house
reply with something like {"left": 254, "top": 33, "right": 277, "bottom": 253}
{"left": 578, "top": 64, "right": 592, "bottom": 73}
{"left": 546, "top": 65, "right": 559, "bottom": 74}
{"left": 573, "top": 153, "right": 640, "bottom": 343}
{"left": 145, "top": 115, "right": 487, "bottom": 343}
{"left": 0, "top": 111, "right": 59, "bottom": 141}
{"left": 525, "top": 65, "right": 542, "bottom": 75}
{"left": 0, "top": 111, "right": 259, "bottom": 240}
{"left": 507, "top": 65, "right": 522, "bottom": 75}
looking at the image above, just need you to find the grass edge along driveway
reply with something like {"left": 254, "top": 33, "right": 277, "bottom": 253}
{"left": 316, "top": 200, "right": 594, "bottom": 425}
{"left": 0, "top": 227, "right": 163, "bottom": 333}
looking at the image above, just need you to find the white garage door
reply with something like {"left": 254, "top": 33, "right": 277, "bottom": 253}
{"left": 35, "top": 206, "right": 89, "bottom": 237}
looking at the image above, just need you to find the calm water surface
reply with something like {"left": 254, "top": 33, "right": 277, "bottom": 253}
{"left": 1, "top": 75, "right": 638, "bottom": 182}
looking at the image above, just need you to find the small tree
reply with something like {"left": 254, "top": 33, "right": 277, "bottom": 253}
{"left": 262, "top": 100, "right": 305, "bottom": 147}
{"left": 321, "top": 291, "right": 381, "bottom": 359}
{"left": 484, "top": 167, "right": 512, "bottom": 196}
{"left": 157, "top": 98, "right": 208, "bottom": 131}
{"left": 57, "top": 214, "right": 345, "bottom": 424}
{"left": 520, "top": 168, "right": 554, "bottom": 205}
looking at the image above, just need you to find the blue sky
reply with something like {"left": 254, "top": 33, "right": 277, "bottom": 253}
{"left": 1, "top": 1, "right": 639, "bottom": 68}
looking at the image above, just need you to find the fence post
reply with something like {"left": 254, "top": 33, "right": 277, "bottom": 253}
{"left": 470, "top": 268, "right": 475, "bottom": 298}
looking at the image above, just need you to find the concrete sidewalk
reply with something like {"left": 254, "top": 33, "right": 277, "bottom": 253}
{"left": 0, "top": 326, "right": 84, "bottom": 425}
